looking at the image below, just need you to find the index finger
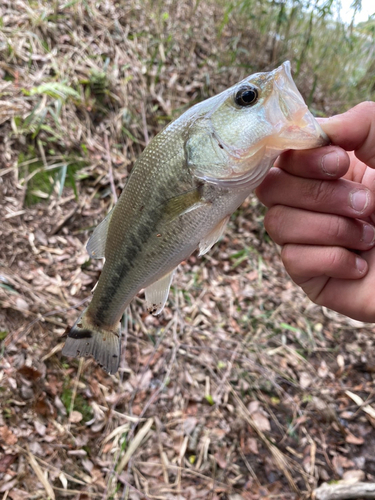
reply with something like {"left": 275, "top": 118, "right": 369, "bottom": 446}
{"left": 275, "top": 146, "right": 350, "bottom": 179}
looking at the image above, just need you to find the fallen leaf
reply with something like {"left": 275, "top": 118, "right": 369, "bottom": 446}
{"left": 342, "top": 469, "right": 365, "bottom": 482}
{"left": 332, "top": 455, "right": 354, "bottom": 476}
{"left": 0, "top": 454, "right": 17, "bottom": 473}
{"left": 183, "top": 417, "right": 197, "bottom": 435}
{"left": 251, "top": 412, "right": 271, "bottom": 432}
{"left": 214, "top": 450, "right": 228, "bottom": 469}
{"left": 300, "top": 371, "right": 312, "bottom": 389}
{"left": 0, "top": 426, "right": 18, "bottom": 445}
{"left": 318, "top": 360, "right": 329, "bottom": 378}
{"left": 15, "top": 297, "right": 29, "bottom": 311}
{"left": 17, "top": 365, "right": 42, "bottom": 381}
{"left": 247, "top": 401, "right": 260, "bottom": 414}
{"left": 8, "top": 488, "right": 29, "bottom": 500}
{"left": 245, "top": 437, "right": 258, "bottom": 455}
{"left": 130, "top": 369, "right": 152, "bottom": 390}
{"left": 345, "top": 432, "right": 364, "bottom": 445}
{"left": 69, "top": 410, "right": 83, "bottom": 423}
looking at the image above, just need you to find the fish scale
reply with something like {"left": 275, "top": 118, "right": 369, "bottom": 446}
{"left": 62, "top": 61, "right": 328, "bottom": 374}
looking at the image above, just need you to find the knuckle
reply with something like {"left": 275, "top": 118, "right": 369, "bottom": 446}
{"left": 356, "top": 101, "right": 375, "bottom": 113}
{"left": 308, "top": 180, "right": 331, "bottom": 205}
{"left": 280, "top": 244, "right": 296, "bottom": 272}
{"left": 264, "top": 206, "right": 286, "bottom": 243}
{"left": 326, "top": 247, "right": 345, "bottom": 270}
{"left": 256, "top": 168, "right": 285, "bottom": 206}
{"left": 326, "top": 215, "right": 347, "bottom": 241}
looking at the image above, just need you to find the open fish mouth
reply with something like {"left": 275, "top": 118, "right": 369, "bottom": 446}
{"left": 270, "top": 61, "right": 329, "bottom": 149}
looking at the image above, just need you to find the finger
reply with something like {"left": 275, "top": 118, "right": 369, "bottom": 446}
{"left": 275, "top": 146, "right": 350, "bottom": 179}
{"left": 302, "top": 250, "right": 375, "bottom": 323}
{"left": 256, "top": 169, "right": 375, "bottom": 218}
{"left": 264, "top": 206, "right": 375, "bottom": 250}
{"left": 319, "top": 102, "right": 375, "bottom": 168}
{"left": 281, "top": 244, "right": 368, "bottom": 282}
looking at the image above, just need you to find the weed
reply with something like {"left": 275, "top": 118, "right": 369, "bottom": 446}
{"left": 61, "top": 379, "right": 93, "bottom": 422}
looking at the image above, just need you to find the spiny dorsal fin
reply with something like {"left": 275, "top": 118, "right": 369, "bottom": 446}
{"left": 199, "top": 215, "right": 230, "bottom": 256}
{"left": 145, "top": 269, "right": 175, "bottom": 315}
{"left": 86, "top": 207, "right": 114, "bottom": 259}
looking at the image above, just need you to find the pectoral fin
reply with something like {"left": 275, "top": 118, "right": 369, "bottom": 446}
{"left": 145, "top": 269, "right": 175, "bottom": 315}
{"left": 199, "top": 215, "right": 230, "bottom": 256}
{"left": 87, "top": 207, "right": 114, "bottom": 259}
{"left": 163, "top": 189, "right": 209, "bottom": 222}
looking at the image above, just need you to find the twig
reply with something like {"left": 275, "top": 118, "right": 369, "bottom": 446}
{"left": 116, "top": 418, "right": 154, "bottom": 474}
{"left": 313, "top": 482, "right": 375, "bottom": 500}
{"left": 26, "top": 446, "right": 55, "bottom": 500}
{"left": 229, "top": 385, "right": 300, "bottom": 494}
{"left": 238, "top": 447, "right": 262, "bottom": 489}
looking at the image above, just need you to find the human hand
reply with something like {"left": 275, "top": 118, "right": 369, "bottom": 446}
{"left": 256, "top": 102, "right": 375, "bottom": 322}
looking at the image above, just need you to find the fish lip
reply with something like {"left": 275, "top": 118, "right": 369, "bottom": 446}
{"left": 271, "top": 61, "right": 330, "bottom": 148}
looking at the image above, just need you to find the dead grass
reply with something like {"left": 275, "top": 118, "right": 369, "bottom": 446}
{"left": 1, "top": 1, "right": 375, "bottom": 500}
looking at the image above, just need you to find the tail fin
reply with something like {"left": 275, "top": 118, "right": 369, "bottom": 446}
{"left": 62, "top": 311, "right": 121, "bottom": 374}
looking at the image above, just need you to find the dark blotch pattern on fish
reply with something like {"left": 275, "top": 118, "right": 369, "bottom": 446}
{"left": 68, "top": 328, "right": 93, "bottom": 339}
{"left": 93, "top": 209, "right": 159, "bottom": 322}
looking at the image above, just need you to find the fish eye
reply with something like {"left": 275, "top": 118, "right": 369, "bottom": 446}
{"left": 234, "top": 86, "right": 258, "bottom": 107}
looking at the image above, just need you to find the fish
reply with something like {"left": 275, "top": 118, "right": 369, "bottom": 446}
{"left": 62, "top": 61, "right": 328, "bottom": 374}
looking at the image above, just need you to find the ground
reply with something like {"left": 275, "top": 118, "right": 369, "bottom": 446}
{"left": 1, "top": 1, "right": 375, "bottom": 499}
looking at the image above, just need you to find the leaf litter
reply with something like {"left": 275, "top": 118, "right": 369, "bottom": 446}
{"left": 1, "top": 1, "right": 375, "bottom": 499}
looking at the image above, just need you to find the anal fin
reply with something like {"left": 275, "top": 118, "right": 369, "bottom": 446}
{"left": 145, "top": 270, "right": 175, "bottom": 315}
{"left": 199, "top": 215, "right": 230, "bottom": 256}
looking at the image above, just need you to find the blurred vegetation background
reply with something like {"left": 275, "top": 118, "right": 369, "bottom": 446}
{"left": 0, "top": 0, "right": 374, "bottom": 205}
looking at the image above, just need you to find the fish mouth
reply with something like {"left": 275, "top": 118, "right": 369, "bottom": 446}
{"left": 269, "top": 61, "right": 329, "bottom": 149}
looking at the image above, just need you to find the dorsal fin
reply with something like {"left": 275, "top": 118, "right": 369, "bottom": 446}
{"left": 86, "top": 207, "right": 114, "bottom": 259}
{"left": 145, "top": 269, "right": 175, "bottom": 315}
{"left": 199, "top": 215, "right": 229, "bottom": 256}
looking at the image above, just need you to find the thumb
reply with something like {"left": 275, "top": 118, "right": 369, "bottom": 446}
{"left": 318, "top": 101, "right": 375, "bottom": 169}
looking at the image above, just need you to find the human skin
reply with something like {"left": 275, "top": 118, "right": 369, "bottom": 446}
{"left": 256, "top": 102, "right": 375, "bottom": 323}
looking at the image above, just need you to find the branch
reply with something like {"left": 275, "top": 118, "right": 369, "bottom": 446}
{"left": 313, "top": 482, "right": 375, "bottom": 500}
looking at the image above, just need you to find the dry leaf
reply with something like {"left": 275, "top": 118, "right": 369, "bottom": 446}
{"left": 251, "top": 412, "right": 271, "bottom": 432}
{"left": 0, "top": 454, "right": 17, "bottom": 473}
{"left": 8, "top": 488, "right": 30, "bottom": 500}
{"left": 183, "top": 417, "right": 197, "bottom": 435}
{"left": 317, "top": 360, "right": 329, "bottom": 378}
{"left": 246, "top": 437, "right": 259, "bottom": 455}
{"left": 332, "top": 455, "right": 354, "bottom": 476}
{"left": 214, "top": 450, "right": 228, "bottom": 469}
{"left": 342, "top": 469, "right": 365, "bottom": 482}
{"left": 345, "top": 432, "right": 364, "bottom": 445}
{"left": 299, "top": 372, "right": 312, "bottom": 389}
{"left": 0, "top": 426, "right": 18, "bottom": 445}
{"left": 17, "top": 365, "right": 42, "bottom": 381}
{"left": 69, "top": 410, "right": 83, "bottom": 423}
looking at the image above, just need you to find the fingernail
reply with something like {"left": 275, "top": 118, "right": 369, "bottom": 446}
{"left": 362, "top": 224, "right": 375, "bottom": 245}
{"left": 355, "top": 257, "right": 367, "bottom": 274}
{"left": 350, "top": 190, "right": 369, "bottom": 213}
{"left": 321, "top": 152, "right": 339, "bottom": 176}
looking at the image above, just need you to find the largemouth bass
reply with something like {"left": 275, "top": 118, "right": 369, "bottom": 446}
{"left": 62, "top": 61, "right": 328, "bottom": 374}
